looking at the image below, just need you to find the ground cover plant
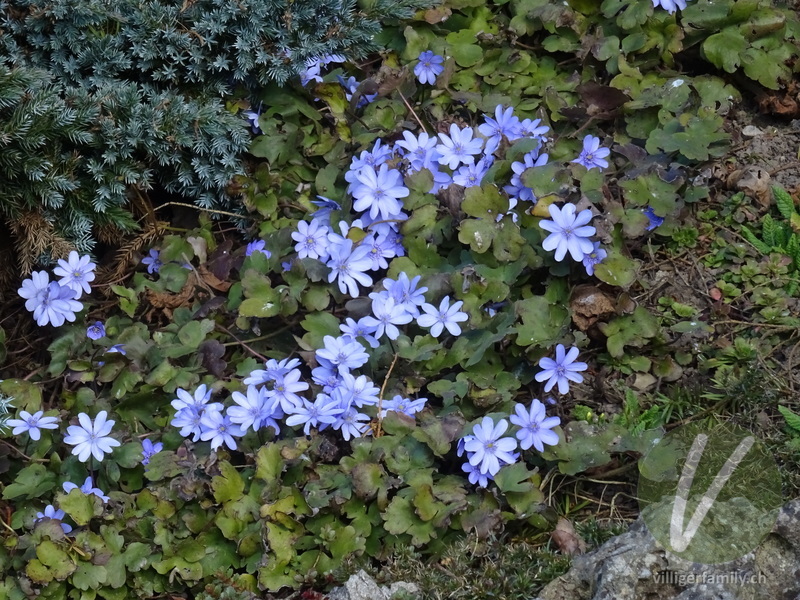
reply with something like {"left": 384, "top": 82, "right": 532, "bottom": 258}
{"left": 1, "top": 0, "right": 800, "bottom": 598}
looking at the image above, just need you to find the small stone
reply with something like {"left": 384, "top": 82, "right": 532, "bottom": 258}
{"left": 327, "top": 570, "right": 420, "bottom": 600}
{"left": 742, "top": 125, "right": 764, "bottom": 137}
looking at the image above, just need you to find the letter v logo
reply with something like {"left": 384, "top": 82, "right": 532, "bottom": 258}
{"left": 669, "top": 433, "right": 755, "bottom": 553}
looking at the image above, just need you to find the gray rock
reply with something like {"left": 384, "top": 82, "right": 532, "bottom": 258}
{"left": 327, "top": 570, "right": 420, "bottom": 600}
{"left": 534, "top": 500, "right": 800, "bottom": 600}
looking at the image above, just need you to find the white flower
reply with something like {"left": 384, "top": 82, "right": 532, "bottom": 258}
{"left": 53, "top": 251, "right": 97, "bottom": 298}
{"left": 63, "top": 411, "right": 120, "bottom": 462}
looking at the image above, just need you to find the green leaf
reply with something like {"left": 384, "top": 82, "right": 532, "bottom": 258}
{"left": 28, "top": 540, "right": 76, "bottom": 583}
{"left": 211, "top": 461, "right": 245, "bottom": 503}
{"left": 382, "top": 494, "right": 436, "bottom": 545}
{"left": 255, "top": 444, "right": 284, "bottom": 482}
{"left": 593, "top": 248, "right": 640, "bottom": 289}
{"left": 461, "top": 186, "right": 509, "bottom": 218}
{"left": 177, "top": 319, "right": 215, "bottom": 348}
{"left": 703, "top": 29, "right": 748, "bottom": 72}
{"left": 71, "top": 563, "right": 107, "bottom": 590}
{"left": 740, "top": 226, "right": 771, "bottom": 254}
{"left": 514, "top": 296, "right": 570, "bottom": 347}
{"left": 773, "top": 186, "right": 796, "bottom": 221}
{"left": 742, "top": 47, "right": 788, "bottom": 90}
{"left": 457, "top": 219, "right": 496, "bottom": 254}
{"left": 778, "top": 405, "right": 800, "bottom": 434}
{"left": 450, "top": 43, "right": 483, "bottom": 67}
{"left": 2, "top": 463, "right": 56, "bottom": 500}
{"left": 597, "top": 306, "right": 660, "bottom": 358}
{"left": 58, "top": 490, "right": 101, "bottom": 526}
{"left": 143, "top": 451, "right": 183, "bottom": 482}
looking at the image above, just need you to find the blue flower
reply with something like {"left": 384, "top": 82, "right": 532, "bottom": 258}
{"left": 534, "top": 344, "right": 588, "bottom": 395}
{"left": 504, "top": 150, "right": 549, "bottom": 202}
{"left": 332, "top": 405, "right": 371, "bottom": 441}
{"left": 326, "top": 239, "right": 373, "bottom": 298}
{"left": 6, "top": 410, "right": 59, "bottom": 441}
{"left": 348, "top": 139, "right": 393, "bottom": 173}
{"left": 436, "top": 124, "right": 484, "bottom": 170}
{"left": 652, "top": 0, "right": 686, "bottom": 14}
{"left": 395, "top": 131, "right": 439, "bottom": 172}
{"left": 107, "top": 344, "right": 126, "bottom": 355}
{"left": 299, "top": 59, "right": 323, "bottom": 86}
{"left": 539, "top": 203, "right": 596, "bottom": 262}
{"left": 311, "top": 365, "right": 342, "bottom": 393}
{"left": 171, "top": 408, "right": 204, "bottom": 442}
{"left": 292, "top": 219, "right": 330, "bottom": 261}
{"left": 63, "top": 411, "right": 120, "bottom": 462}
{"left": 340, "top": 317, "right": 380, "bottom": 349}
{"left": 53, "top": 251, "right": 96, "bottom": 298}
{"left": 310, "top": 196, "right": 342, "bottom": 223}
{"left": 453, "top": 157, "right": 493, "bottom": 189}
{"left": 414, "top": 50, "right": 445, "bottom": 85}
{"left": 338, "top": 373, "right": 380, "bottom": 408}
{"left": 339, "top": 75, "right": 377, "bottom": 108}
{"left": 267, "top": 369, "right": 309, "bottom": 413}
{"left": 380, "top": 395, "right": 427, "bottom": 418}
{"left": 478, "top": 105, "right": 522, "bottom": 145}
{"left": 417, "top": 297, "right": 468, "bottom": 337}
{"left": 351, "top": 164, "right": 409, "bottom": 220}
{"left": 36, "top": 505, "right": 72, "bottom": 534}
{"left": 316, "top": 335, "right": 370, "bottom": 373}
{"left": 509, "top": 399, "right": 561, "bottom": 452}
{"left": 199, "top": 409, "right": 243, "bottom": 451}
{"left": 285, "top": 395, "right": 344, "bottom": 435}
{"left": 170, "top": 384, "right": 222, "bottom": 413}
{"left": 518, "top": 118, "right": 550, "bottom": 141}
{"left": 87, "top": 321, "right": 105, "bottom": 340}
{"left": 170, "top": 385, "right": 224, "bottom": 441}
{"left": 63, "top": 476, "right": 109, "bottom": 503}
{"left": 142, "top": 249, "right": 162, "bottom": 274}
{"left": 572, "top": 135, "right": 611, "bottom": 171}
{"left": 463, "top": 417, "right": 518, "bottom": 477}
{"left": 243, "top": 357, "right": 302, "bottom": 387}
{"left": 319, "top": 54, "right": 346, "bottom": 66}
{"left": 363, "top": 297, "right": 413, "bottom": 341}
{"left": 245, "top": 239, "right": 271, "bottom": 258}
{"left": 582, "top": 241, "right": 608, "bottom": 276}
{"left": 243, "top": 109, "right": 262, "bottom": 134}
{"left": 18, "top": 271, "right": 83, "bottom": 327}
{"left": 462, "top": 461, "right": 493, "bottom": 488}
{"left": 643, "top": 206, "right": 664, "bottom": 231}
{"left": 380, "top": 273, "right": 428, "bottom": 318}
{"left": 227, "top": 386, "right": 275, "bottom": 433}
{"left": 362, "top": 232, "right": 396, "bottom": 270}
{"left": 140, "top": 438, "right": 164, "bottom": 466}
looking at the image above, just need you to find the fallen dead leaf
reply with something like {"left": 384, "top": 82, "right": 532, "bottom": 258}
{"left": 570, "top": 284, "right": 615, "bottom": 331}
{"left": 551, "top": 518, "right": 587, "bottom": 555}
{"left": 727, "top": 166, "right": 771, "bottom": 208}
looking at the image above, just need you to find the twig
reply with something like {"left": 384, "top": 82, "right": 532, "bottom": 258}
{"left": 398, "top": 90, "right": 428, "bottom": 134}
{"left": 768, "top": 162, "right": 800, "bottom": 177}
{"left": 154, "top": 201, "right": 256, "bottom": 221}
{"left": 0, "top": 439, "right": 48, "bottom": 462}
{"left": 215, "top": 324, "right": 268, "bottom": 362}
{"left": 373, "top": 352, "right": 400, "bottom": 438}
{"left": 221, "top": 323, "right": 296, "bottom": 347}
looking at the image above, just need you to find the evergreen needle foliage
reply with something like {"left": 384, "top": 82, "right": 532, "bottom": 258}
{"left": 0, "top": 0, "right": 430, "bottom": 259}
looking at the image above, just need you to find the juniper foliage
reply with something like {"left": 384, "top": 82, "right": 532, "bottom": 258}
{"left": 0, "top": 0, "right": 429, "bottom": 257}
